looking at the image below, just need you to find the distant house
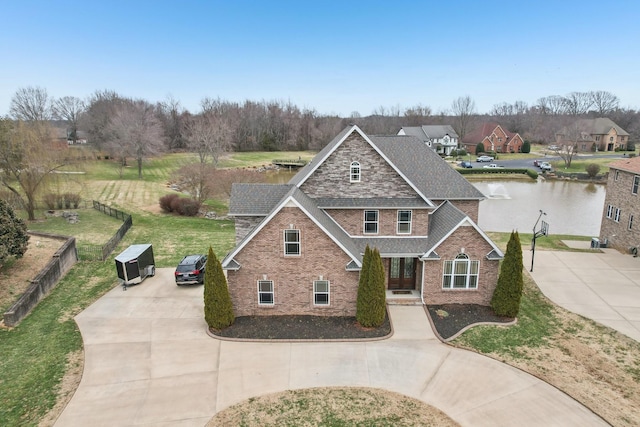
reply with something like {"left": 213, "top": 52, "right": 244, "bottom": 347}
{"left": 398, "top": 125, "right": 459, "bottom": 156}
{"left": 556, "top": 118, "right": 629, "bottom": 152}
{"left": 222, "top": 125, "right": 503, "bottom": 317}
{"left": 461, "top": 123, "right": 524, "bottom": 154}
{"left": 599, "top": 155, "right": 640, "bottom": 254}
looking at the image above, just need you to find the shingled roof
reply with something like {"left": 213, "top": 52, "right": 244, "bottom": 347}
{"left": 608, "top": 155, "right": 640, "bottom": 174}
{"left": 228, "top": 183, "right": 292, "bottom": 216}
{"left": 399, "top": 125, "right": 459, "bottom": 142}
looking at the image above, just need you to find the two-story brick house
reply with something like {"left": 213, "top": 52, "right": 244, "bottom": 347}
{"left": 556, "top": 118, "right": 629, "bottom": 152}
{"left": 599, "top": 156, "right": 640, "bottom": 253}
{"left": 397, "top": 125, "right": 459, "bottom": 156}
{"left": 461, "top": 123, "right": 524, "bottom": 154}
{"left": 222, "top": 125, "right": 503, "bottom": 317}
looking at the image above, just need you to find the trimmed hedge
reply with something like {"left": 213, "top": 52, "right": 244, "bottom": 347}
{"left": 457, "top": 168, "right": 538, "bottom": 179}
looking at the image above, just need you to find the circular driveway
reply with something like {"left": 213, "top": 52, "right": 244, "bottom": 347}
{"left": 54, "top": 268, "right": 607, "bottom": 426}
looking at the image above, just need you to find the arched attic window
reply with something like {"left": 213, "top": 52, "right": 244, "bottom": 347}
{"left": 350, "top": 161, "right": 361, "bottom": 182}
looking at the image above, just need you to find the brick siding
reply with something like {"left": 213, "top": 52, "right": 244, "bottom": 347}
{"left": 234, "top": 216, "right": 263, "bottom": 243}
{"left": 599, "top": 168, "right": 640, "bottom": 252}
{"left": 326, "top": 208, "right": 430, "bottom": 236}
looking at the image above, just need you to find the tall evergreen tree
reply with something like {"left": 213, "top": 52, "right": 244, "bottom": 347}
{"left": 204, "top": 246, "right": 234, "bottom": 329}
{"left": 0, "top": 199, "right": 29, "bottom": 270}
{"left": 357, "top": 245, "right": 387, "bottom": 327}
{"left": 491, "top": 231, "right": 524, "bottom": 317}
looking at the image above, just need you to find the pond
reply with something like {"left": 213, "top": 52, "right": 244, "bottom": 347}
{"left": 266, "top": 170, "right": 607, "bottom": 237}
{"left": 473, "top": 179, "right": 606, "bottom": 236}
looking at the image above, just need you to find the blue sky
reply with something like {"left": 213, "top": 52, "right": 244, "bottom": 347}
{"left": 2, "top": 0, "right": 639, "bottom": 116}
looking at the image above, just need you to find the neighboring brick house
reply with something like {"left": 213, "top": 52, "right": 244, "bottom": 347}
{"left": 556, "top": 118, "right": 629, "bottom": 152}
{"left": 397, "top": 125, "right": 459, "bottom": 156}
{"left": 599, "top": 156, "right": 640, "bottom": 254}
{"left": 461, "top": 123, "right": 524, "bottom": 154}
{"left": 222, "top": 125, "right": 503, "bottom": 317}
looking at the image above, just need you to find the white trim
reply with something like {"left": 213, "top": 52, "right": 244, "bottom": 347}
{"left": 397, "top": 210, "right": 412, "bottom": 234}
{"left": 283, "top": 229, "right": 301, "bottom": 256}
{"left": 632, "top": 175, "right": 639, "bottom": 195}
{"left": 421, "top": 213, "right": 503, "bottom": 259}
{"left": 257, "top": 280, "right": 274, "bottom": 305}
{"left": 442, "top": 254, "right": 480, "bottom": 290}
{"left": 350, "top": 161, "right": 361, "bottom": 183}
{"left": 363, "top": 210, "right": 379, "bottom": 234}
{"left": 313, "top": 279, "right": 330, "bottom": 306}
{"left": 351, "top": 235, "right": 429, "bottom": 239}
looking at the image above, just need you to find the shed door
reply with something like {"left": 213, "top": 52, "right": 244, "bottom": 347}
{"left": 388, "top": 257, "right": 416, "bottom": 290}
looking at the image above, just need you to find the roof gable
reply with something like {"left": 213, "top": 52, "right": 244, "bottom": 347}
{"left": 228, "top": 183, "right": 292, "bottom": 216}
{"left": 608, "top": 156, "right": 640, "bottom": 174}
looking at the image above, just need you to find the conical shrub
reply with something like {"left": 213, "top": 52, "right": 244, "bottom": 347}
{"left": 204, "top": 246, "right": 235, "bottom": 329}
{"left": 357, "top": 245, "right": 387, "bottom": 327}
{"left": 491, "top": 231, "right": 524, "bottom": 317}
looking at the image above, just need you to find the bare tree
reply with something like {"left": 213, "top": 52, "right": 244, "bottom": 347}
{"left": 451, "top": 95, "right": 476, "bottom": 141}
{"left": 171, "top": 163, "right": 217, "bottom": 202}
{"left": 157, "top": 96, "right": 187, "bottom": 150}
{"left": 52, "top": 96, "right": 85, "bottom": 143}
{"left": 564, "top": 92, "right": 593, "bottom": 116}
{"left": 185, "top": 114, "right": 231, "bottom": 166}
{"left": 536, "top": 96, "right": 567, "bottom": 115}
{"left": 403, "top": 104, "right": 432, "bottom": 126}
{"left": 107, "top": 100, "right": 165, "bottom": 178}
{"left": 10, "top": 86, "right": 52, "bottom": 121}
{"left": 0, "top": 119, "right": 66, "bottom": 220}
{"left": 81, "top": 90, "right": 126, "bottom": 149}
{"left": 589, "top": 90, "right": 619, "bottom": 115}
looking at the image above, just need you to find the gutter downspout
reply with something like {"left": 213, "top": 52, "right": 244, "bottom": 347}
{"left": 420, "top": 259, "right": 426, "bottom": 305}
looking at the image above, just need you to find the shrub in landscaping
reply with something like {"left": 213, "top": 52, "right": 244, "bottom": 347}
{"left": 0, "top": 199, "right": 29, "bottom": 269}
{"left": 356, "top": 245, "right": 386, "bottom": 328}
{"left": 476, "top": 143, "right": 485, "bottom": 154}
{"left": 521, "top": 141, "right": 531, "bottom": 153}
{"left": 526, "top": 169, "right": 538, "bottom": 179}
{"left": 63, "top": 193, "right": 81, "bottom": 208}
{"left": 43, "top": 193, "right": 59, "bottom": 210}
{"left": 491, "top": 231, "right": 524, "bottom": 317}
{"left": 627, "top": 141, "right": 636, "bottom": 152}
{"left": 178, "top": 198, "right": 201, "bottom": 216}
{"left": 585, "top": 163, "right": 600, "bottom": 178}
{"left": 204, "top": 246, "right": 234, "bottom": 329}
{"left": 159, "top": 193, "right": 180, "bottom": 212}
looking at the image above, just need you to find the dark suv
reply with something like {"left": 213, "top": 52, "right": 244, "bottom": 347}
{"left": 175, "top": 254, "right": 207, "bottom": 285}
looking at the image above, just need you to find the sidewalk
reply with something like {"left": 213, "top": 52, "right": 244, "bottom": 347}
{"left": 54, "top": 268, "right": 608, "bottom": 426}
{"left": 525, "top": 246, "right": 640, "bottom": 341}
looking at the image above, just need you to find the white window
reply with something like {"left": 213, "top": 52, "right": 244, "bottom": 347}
{"left": 442, "top": 254, "right": 479, "bottom": 289}
{"left": 257, "top": 280, "right": 274, "bottom": 305}
{"left": 633, "top": 176, "right": 639, "bottom": 195}
{"left": 350, "top": 161, "right": 361, "bottom": 182}
{"left": 629, "top": 215, "right": 634, "bottom": 230}
{"left": 607, "top": 205, "right": 614, "bottom": 218}
{"left": 364, "top": 210, "right": 379, "bottom": 234}
{"left": 397, "top": 210, "right": 412, "bottom": 234}
{"left": 313, "top": 280, "right": 330, "bottom": 305}
{"left": 615, "top": 208, "right": 621, "bottom": 222}
{"left": 284, "top": 229, "right": 300, "bottom": 256}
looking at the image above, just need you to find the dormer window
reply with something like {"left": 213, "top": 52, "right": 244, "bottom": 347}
{"left": 350, "top": 161, "right": 361, "bottom": 182}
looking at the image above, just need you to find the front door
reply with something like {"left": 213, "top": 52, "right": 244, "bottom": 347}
{"left": 388, "top": 257, "right": 416, "bottom": 290}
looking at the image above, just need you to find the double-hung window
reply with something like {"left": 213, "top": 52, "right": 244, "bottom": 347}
{"left": 442, "top": 254, "right": 479, "bottom": 289}
{"left": 284, "top": 229, "right": 300, "bottom": 256}
{"left": 633, "top": 176, "right": 639, "bottom": 195}
{"left": 629, "top": 214, "right": 634, "bottom": 230}
{"left": 606, "top": 205, "right": 614, "bottom": 219}
{"left": 397, "top": 210, "right": 412, "bottom": 234}
{"left": 364, "top": 210, "right": 379, "bottom": 234}
{"left": 257, "top": 280, "right": 274, "bottom": 305}
{"left": 615, "top": 208, "right": 621, "bottom": 222}
{"left": 313, "top": 280, "right": 330, "bottom": 305}
{"left": 350, "top": 161, "right": 361, "bottom": 182}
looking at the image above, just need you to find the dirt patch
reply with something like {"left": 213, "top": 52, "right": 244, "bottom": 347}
{"left": 38, "top": 349, "right": 84, "bottom": 427}
{"left": 208, "top": 387, "right": 459, "bottom": 426}
{"left": 0, "top": 236, "right": 63, "bottom": 313}
{"left": 141, "top": 203, "right": 165, "bottom": 214}
{"left": 427, "top": 304, "right": 514, "bottom": 339}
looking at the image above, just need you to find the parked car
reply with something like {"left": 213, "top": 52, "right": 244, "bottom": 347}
{"left": 175, "top": 254, "right": 207, "bottom": 285}
{"left": 476, "top": 155, "right": 494, "bottom": 162}
{"left": 460, "top": 161, "right": 473, "bottom": 168}
{"left": 539, "top": 162, "right": 552, "bottom": 171}
{"left": 533, "top": 159, "right": 540, "bottom": 167}
{"left": 548, "top": 145, "right": 559, "bottom": 151}
{"left": 483, "top": 163, "right": 504, "bottom": 169}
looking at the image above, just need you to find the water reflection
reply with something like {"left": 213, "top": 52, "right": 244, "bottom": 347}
{"left": 474, "top": 179, "right": 606, "bottom": 236}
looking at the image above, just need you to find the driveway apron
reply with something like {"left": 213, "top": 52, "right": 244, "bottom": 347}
{"left": 55, "top": 268, "right": 607, "bottom": 426}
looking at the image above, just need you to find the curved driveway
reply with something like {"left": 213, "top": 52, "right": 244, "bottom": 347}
{"left": 55, "top": 268, "right": 607, "bottom": 427}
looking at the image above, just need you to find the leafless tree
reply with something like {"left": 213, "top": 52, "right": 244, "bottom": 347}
{"left": 171, "top": 163, "right": 216, "bottom": 202}
{"left": 403, "top": 104, "right": 432, "bottom": 126}
{"left": 107, "top": 100, "right": 165, "bottom": 178}
{"left": 564, "top": 92, "right": 593, "bottom": 116}
{"left": 10, "top": 86, "right": 52, "bottom": 121}
{"left": 0, "top": 119, "right": 66, "bottom": 220}
{"left": 589, "top": 90, "right": 619, "bottom": 115}
{"left": 185, "top": 114, "right": 231, "bottom": 166}
{"left": 157, "top": 96, "right": 187, "bottom": 150}
{"left": 556, "top": 123, "right": 582, "bottom": 168}
{"left": 81, "top": 90, "right": 126, "bottom": 149}
{"left": 536, "top": 95, "right": 567, "bottom": 115}
{"left": 451, "top": 95, "right": 476, "bottom": 141}
{"left": 52, "top": 96, "right": 85, "bottom": 143}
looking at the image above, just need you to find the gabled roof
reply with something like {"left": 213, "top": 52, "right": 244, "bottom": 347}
{"left": 228, "top": 183, "right": 292, "bottom": 216}
{"left": 422, "top": 201, "right": 503, "bottom": 260}
{"left": 289, "top": 125, "right": 483, "bottom": 202}
{"left": 462, "top": 122, "right": 519, "bottom": 144}
{"left": 353, "top": 237, "right": 429, "bottom": 257}
{"left": 369, "top": 135, "right": 485, "bottom": 200}
{"left": 222, "top": 186, "right": 362, "bottom": 270}
{"left": 399, "top": 125, "right": 459, "bottom": 141}
{"left": 608, "top": 156, "right": 640, "bottom": 174}
{"left": 315, "top": 197, "right": 430, "bottom": 209}
{"left": 557, "top": 118, "right": 629, "bottom": 138}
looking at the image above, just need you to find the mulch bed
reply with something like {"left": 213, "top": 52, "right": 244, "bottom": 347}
{"left": 427, "top": 304, "right": 514, "bottom": 340}
{"left": 211, "top": 305, "right": 513, "bottom": 341}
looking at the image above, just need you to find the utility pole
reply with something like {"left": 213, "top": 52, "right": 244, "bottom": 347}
{"left": 530, "top": 210, "right": 549, "bottom": 272}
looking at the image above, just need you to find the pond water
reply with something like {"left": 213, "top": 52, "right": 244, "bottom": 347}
{"left": 474, "top": 179, "right": 606, "bottom": 236}
{"left": 266, "top": 170, "right": 606, "bottom": 237}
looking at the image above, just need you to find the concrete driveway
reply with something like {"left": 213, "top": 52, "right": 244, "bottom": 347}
{"left": 525, "top": 246, "right": 640, "bottom": 341}
{"left": 54, "top": 268, "right": 607, "bottom": 427}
